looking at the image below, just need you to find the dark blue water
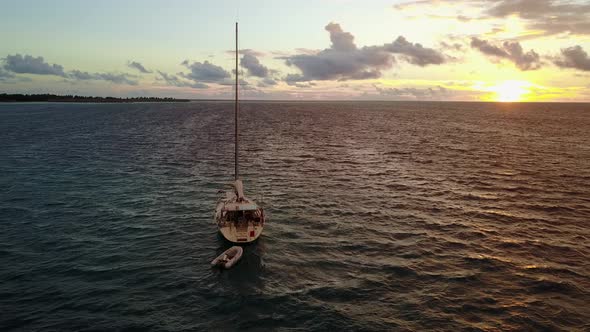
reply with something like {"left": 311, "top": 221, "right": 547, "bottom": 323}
{"left": 1, "top": 101, "right": 589, "bottom": 331}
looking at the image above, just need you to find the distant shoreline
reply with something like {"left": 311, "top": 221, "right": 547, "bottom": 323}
{"left": 1, "top": 94, "right": 588, "bottom": 104}
{"left": 0, "top": 94, "right": 190, "bottom": 103}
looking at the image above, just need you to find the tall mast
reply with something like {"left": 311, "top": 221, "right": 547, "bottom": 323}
{"left": 234, "top": 22, "right": 239, "bottom": 181}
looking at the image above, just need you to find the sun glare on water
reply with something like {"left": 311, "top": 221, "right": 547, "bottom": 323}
{"left": 490, "top": 80, "right": 532, "bottom": 102}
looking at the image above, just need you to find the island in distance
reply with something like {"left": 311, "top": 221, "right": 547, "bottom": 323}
{"left": 0, "top": 94, "right": 190, "bottom": 103}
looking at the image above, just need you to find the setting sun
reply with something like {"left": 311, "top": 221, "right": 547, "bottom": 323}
{"left": 490, "top": 80, "right": 532, "bottom": 102}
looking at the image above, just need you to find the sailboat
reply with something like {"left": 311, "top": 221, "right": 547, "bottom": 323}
{"left": 214, "top": 22, "right": 266, "bottom": 243}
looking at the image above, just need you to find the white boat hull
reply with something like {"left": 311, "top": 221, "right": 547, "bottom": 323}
{"left": 218, "top": 222, "right": 263, "bottom": 243}
{"left": 214, "top": 188, "right": 265, "bottom": 243}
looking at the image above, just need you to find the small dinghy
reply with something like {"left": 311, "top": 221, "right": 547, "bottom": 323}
{"left": 211, "top": 246, "right": 243, "bottom": 269}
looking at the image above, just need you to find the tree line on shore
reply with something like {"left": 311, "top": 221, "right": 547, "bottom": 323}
{"left": 0, "top": 93, "right": 190, "bottom": 103}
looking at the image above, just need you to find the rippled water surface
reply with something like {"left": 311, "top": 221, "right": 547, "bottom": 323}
{"left": 1, "top": 101, "right": 590, "bottom": 331}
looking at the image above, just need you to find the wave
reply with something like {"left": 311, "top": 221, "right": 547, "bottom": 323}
{"left": 2, "top": 101, "right": 589, "bottom": 331}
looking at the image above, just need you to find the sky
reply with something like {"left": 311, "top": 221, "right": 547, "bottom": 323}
{"left": 1, "top": 0, "right": 589, "bottom": 101}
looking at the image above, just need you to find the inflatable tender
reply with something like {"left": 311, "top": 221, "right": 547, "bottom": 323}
{"left": 211, "top": 246, "right": 243, "bottom": 269}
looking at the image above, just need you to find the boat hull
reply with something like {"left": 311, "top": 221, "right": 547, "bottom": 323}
{"left": 214, "top": 183, "right": 265, "bottom": 243}
{"left": 218, "top": 222, "right": 263, "bottom": 243}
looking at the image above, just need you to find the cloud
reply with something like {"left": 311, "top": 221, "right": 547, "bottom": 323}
{"left": 3, "top": 54, "right": 66, "bottom": 76}
{"left": 393, "top": 0, "right": 443, "bottom": 10}
{"left": 294, "top": 48, "right": 321, "bottom": 55}
{"left": 395, "top": 0, "right": 590, "bottom": 36}
{"left": 294, "top": 82, "right": 317, "bottom": 88}
{"left": 283, "top": 23, "right": 446, "bottom": 82}
{"left": 225, "top": 49, "right": 266, "bottom": 57}
{"left": 470, "top": 38, "right": 507, "bottom": 57}
{"left": 93, "top": 73, "right": 138, "bottom": 85}
{"left": 553, "top": 45, "right": 590, "bottom": 71}
{"left": 0, "top": 68, "right": 15, "bottom": 80}
{"left": 238, "top": 81, "right": 258, "bottom": 90}
{"left": 257, "top": 77, "right": 278, "bottom": 87}
{"left": 284, "top": 74, "right": 306, "bottom": 85}
{"left": 325, "top": 22, "right": 356, "bottom": 52}
{"left": 440, "top": 40, "right": 464, "bottom": 52}
{"left": 127, "top": 61, "right": 152, "bottom": 73}
{"left": 282, "top": 75, "right": 316, "bottom": 88}
{"left": 240, "top": 53, "right": 269, "bottom": 77}
{"left": 156, "top": 70, "right": 208, "bottom": 89}
{"left": 69, "top": 70, "right": 138, "bottom": 85}
{"left": 470, "top": 37, "right": 541, "bottom": 70}
{"left": 384, "top": 36, "right": 446, "bottom": 66}
{"left": 0, "top": 53, "right": 139, "bottom": 85}
{"left": 156, "top": 71, "right": 183, "bottom": 86}
{"left": 284, "top": 76, "right": 316, "bottom": 87}
{"left": 216, "top": 78, "right": 249, "bottom": 87}
{"left": 485, "top": 0, "right": 590, "bottom": 36}
{"left": 68, "top": 70, "right": 95, "bottom": 80}
{"left": 374, "top": 85, "right": 451, "bottom": 99}
{"left": 180, "top": 60, "right": 231, "bottom": 83}
{"left": 283, "top": 23, "right": 392, "bottom": 81}
{"left": 170, "top": 58, "right": 258, "bottom": 89}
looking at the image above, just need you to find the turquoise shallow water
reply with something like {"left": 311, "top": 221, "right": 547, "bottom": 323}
{"left": 1, "top": 101, "right": 589, "bottom": 331}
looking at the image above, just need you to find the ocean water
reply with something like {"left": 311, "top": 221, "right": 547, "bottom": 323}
{"left": 1, "top": 101, "right": 589, "bottom": 331}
